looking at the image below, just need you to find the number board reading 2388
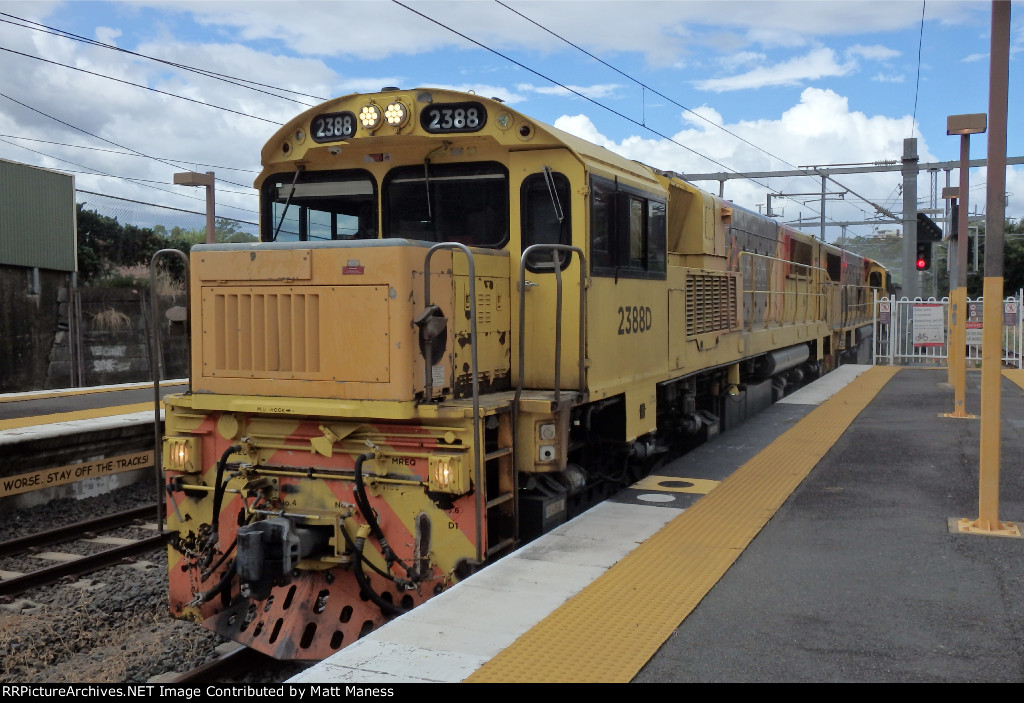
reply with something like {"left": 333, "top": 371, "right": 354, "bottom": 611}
{"left": 311, "top": 112, "right": 356, "bottom": 142}
{"left": 420, "top": 102, "right": 487, "bottom": 134}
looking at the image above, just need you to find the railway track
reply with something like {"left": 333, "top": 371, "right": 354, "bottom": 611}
{"left": 0, "top": 504, "right": 164, "bottom": 597}
{"left": 161, "top": 645, "right": 305, "bottom": 683}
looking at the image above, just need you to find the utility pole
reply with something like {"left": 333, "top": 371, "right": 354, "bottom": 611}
{"left": 902, "top": 138, "right": 919, "bottom": 300}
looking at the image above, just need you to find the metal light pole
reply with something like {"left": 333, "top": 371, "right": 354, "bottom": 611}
{"left": 901, "top": 138, "right": 919, "bottom": 300}
{"left": 173, "top": 171, "right": 216, "bottom": 243}
{"left": 944, "top": 114, "right": 986, "bottom": 419}
{"left": 942, "top": 186, "right": 959, "bottom": 387}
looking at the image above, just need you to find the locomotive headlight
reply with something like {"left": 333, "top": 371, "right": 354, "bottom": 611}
{"left": 384, "top": 101, "right": 409, "bottom": 128}
{"left": 538, "top": 422, "right": 556, "bottom": 441}
{"left": 428, "top": 455, "right": 469, "bottom": 494}
{"left": 164, "top": 437, "right": 197, "bottom": 472}
{"left": 358, "top": 104, "right": 383, "bottom": 131}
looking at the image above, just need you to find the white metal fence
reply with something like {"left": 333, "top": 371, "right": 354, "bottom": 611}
{"left": 873, "top": 291, "right": 1024, "bottom": 367}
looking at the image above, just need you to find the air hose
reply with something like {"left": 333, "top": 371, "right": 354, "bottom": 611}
{"left": 202, "top": 444, "right": 242, "bottom": 565}
{"left": 351, "top": 452, "right": 415, "bottom": 615}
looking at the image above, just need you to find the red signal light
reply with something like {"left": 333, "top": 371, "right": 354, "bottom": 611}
{"left": 915, "top": 241, "right": 931, "bottom": 271}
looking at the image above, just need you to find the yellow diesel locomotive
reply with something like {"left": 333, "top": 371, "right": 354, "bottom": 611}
{"left": 160, "top": 88, "right": 887, "bottom": 660}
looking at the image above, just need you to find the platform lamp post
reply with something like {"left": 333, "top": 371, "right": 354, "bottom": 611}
{"left": 173, "top": 171, "right": 216, "bottom": 244}
{"left": 943, "top": 114, "right": 986, "bottom": 420}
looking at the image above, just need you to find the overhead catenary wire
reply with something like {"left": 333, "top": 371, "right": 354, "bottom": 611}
{"left": 0, "top": 134, "right": 258, "bottom": 173}
{"left": 493, "top": 0, "right": 796, "bottom": 169}
{"left": 492, "top": 0, "right": 885, "bottom": 232}
{"left": 910, "top": 1, "right": 927, "bottom": 139}
{"left": 0, "top": 91, "right": 254, "bottom": 191}
{"left": 0, "top": 5, "right": 947, "bottom": 240}
{"left": 77, "top": 189, "right": 259, "bottom": 227}
{"left": 389, "top": 1, "right": 806, "bottom": 208}
{"left": 0, "top": 134, "right": 216, "bottom": 204}
{"left": 394, "top": 0, "right": 899, "bottom": 238}
{"left": 0, "top": 12, "right": 325, "bottom": 106}
{"left": 0, "top": 135, "right": 258, "bottom": 220}
{"left": 0, "top": 45, "right": 284, "bottom": 126}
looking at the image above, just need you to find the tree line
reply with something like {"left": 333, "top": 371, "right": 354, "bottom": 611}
{"left": 76, "top": 204, "right": 255, "bottom": 286}
{"left": 841, "top": 218, "right": 1024, "bottom": 298}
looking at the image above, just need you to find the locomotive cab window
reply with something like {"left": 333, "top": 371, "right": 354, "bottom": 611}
{"left": 261, "top": 169, "right": 377, "bottom": 242}
{"left": 384, "top": 162, "right": 509, "bottom": 247}
{"left": 788, "top": 238, "right": 814, "bottom": 278}
{"left": 825, "top": 252, "right": 842, "bottom": 283}
{"left": 589, "top": 175, "right": 666, "bottom": 280}
{"left": 522, "top": 170, "right": 571, "bottom": 271}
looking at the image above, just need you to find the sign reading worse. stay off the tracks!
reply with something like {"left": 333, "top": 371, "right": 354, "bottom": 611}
{"left": 0, "top": 451, "right": 154, "bottom": 498}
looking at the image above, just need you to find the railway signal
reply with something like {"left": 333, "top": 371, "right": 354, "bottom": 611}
{"left": 916, "top": 241, "right": 932, "bottom": 271}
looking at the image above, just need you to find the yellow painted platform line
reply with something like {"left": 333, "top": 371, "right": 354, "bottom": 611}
{"left": 1003, "top": 369, "right": 1024, "bottom": 391}
{"left": 467, "top": 365, "right": 901, "bottom": 683}
{"left": 0, "top": 381, "right": 186, "bottom": 404}
{"left": 0, "top": 403, "right": 157, "bottom": 432}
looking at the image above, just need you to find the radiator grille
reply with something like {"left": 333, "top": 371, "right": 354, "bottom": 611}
{"left": 210, "top": 291, "right": 321, "bottom": 373}
{"left": 686, "top": 273, "right": 739, "bottom": 336}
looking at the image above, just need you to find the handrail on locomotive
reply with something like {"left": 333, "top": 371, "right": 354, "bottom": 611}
{"left": 420, "top": 241, "right": 484, "bottom": 562}
{"left": 148, "top": 247, "right": 190, "bottom": 532}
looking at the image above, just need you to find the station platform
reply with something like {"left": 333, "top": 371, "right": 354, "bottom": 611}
{"left": 291, "top": 364, "right": 1024, "bottom": 683}
{"left": 0, "top": 380, "right": 185, "bottom": 506}
{"left": 0, "top": 380, "right": 186, "bottom": 439}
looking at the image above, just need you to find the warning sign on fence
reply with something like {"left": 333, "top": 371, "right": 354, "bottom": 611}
{"left": 912, "top": 304, "right": 945, "bottom": 347}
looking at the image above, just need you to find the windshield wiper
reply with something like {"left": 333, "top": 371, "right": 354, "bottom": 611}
{"left": 272, "top": 166, "right": 304, "bottom": 242}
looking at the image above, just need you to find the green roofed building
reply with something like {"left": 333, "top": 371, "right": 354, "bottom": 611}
{"left": 0, "top": 159, "right": 77, "bottom": 391}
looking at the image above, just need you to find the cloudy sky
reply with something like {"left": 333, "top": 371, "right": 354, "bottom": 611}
{"left": 0, "top": 0, "right": 1020, "bottom": 243}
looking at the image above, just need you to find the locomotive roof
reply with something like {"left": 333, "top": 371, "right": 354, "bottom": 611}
{"left": 260, "top": 87, "right": 661, "bottom": 187}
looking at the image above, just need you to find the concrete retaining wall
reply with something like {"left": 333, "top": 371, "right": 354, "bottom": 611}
{"left": 0, "top": 266, "right": 188, "bottom": 392}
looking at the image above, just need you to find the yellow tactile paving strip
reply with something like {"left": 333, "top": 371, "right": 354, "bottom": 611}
{"left": 467, "top": 365, "right": 901, "bottom": 683}
{"left": 1003, "top": 369, "right": 1024, "bottom": 390}
{"left": 0, "top": 403, "right": 156, "bottom": 431}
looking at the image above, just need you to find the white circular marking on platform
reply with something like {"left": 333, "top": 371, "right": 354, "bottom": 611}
{"left": 636, "top": 493, "right": 676, "bottom": 503}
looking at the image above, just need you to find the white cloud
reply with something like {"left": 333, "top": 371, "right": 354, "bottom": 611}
{"left": 871, "top": 73, "right": 905, "bottom": 84}
{"left": 517, "top": 82, "right": 622, "bottom": 100}
{"left": 552, "top": 87, "right": 934, "bottom": 239}
{"left": 552, "top": 114, "right": 620, "bottom": 151}
{"left": 131, "top": 0, "right": 983, "bottom": 65}
{"left": 95, "top": 26, "right": 123, "bottom": 46}
{"left": 694, "top": 47, "right": 857, "bottom": 92}
{"left": 0, "top": 0, "right": 1015, "bottom": 234}
{"left": 681, "top": 104, "right": 725, "bottom": 129}
{"left": 845, "top": 44, "right": 900, "bottom": 61}
{"left": 719, "top": 51, "right": 767, "bottom": 72}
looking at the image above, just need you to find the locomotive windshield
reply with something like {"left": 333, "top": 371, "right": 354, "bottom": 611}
{"left": 261, "top": 162, "right": 509, "bottom": 248}
{"left": 384, "top": 162, "right": 509, "bottom": 247}
{"left": 261, "top": 169, "right": 377, "bottom": 242}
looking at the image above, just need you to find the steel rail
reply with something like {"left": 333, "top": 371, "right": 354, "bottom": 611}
{"left": 162, "top": 645, "right": 276, "bottom": 684}
{"left": 0, "top": 504, "right": 159, "bottom": 558}
{"left": 0, "top": 532, "right": 166, "bottom": 597}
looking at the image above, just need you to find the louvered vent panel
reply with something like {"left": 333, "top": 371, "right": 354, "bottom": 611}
{"left": 476, "top": 292, "right": 493, "bottom": 325}
{"left": 685, "top": 273, "right": 738, "bottom": 336}
{"left": 211, "top": 291, "right": 321, "bottom": 373}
